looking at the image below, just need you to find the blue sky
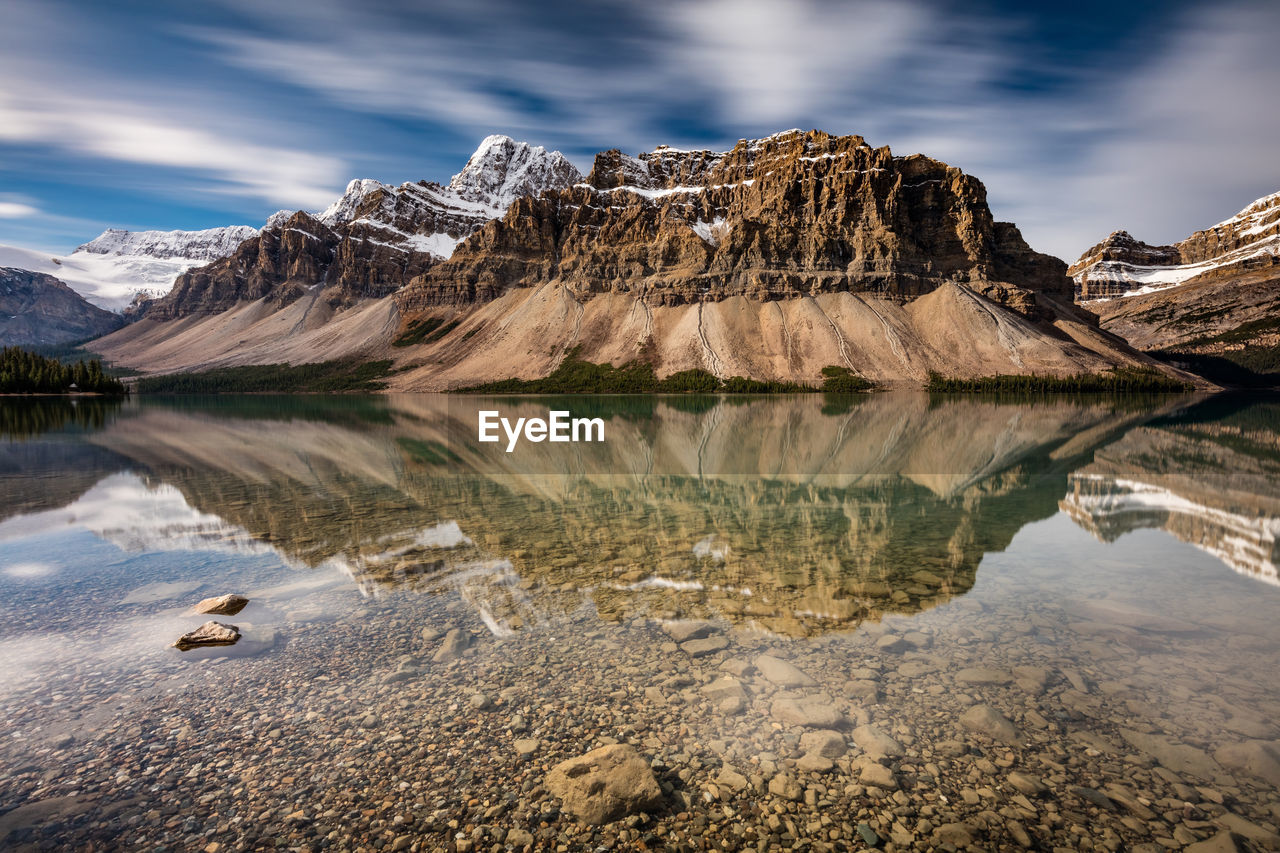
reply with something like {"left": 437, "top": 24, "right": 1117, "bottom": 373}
{"left": 1, "top": 0, "right": 1277, "bottom": 260}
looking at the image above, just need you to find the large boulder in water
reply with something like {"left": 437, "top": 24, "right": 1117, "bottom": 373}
{"left": 546, "top": 744, "right": 663, "bottom": 824}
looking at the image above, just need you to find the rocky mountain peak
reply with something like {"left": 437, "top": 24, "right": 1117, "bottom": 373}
{"left": 146, "top": 136, "right": 583, "bottom": 320}
{"left": 447, "top": 134, "right": 582, "bottom": 211}
{"left": 317, "top": 179, "right": 390, "bottom": 227}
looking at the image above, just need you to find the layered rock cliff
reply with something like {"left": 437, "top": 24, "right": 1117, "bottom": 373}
{"left": 141, "top": 136, "right": 580, "bottom": 320}
{"left": 0, "top": 267, "right": 124, "bottom": 346}
{"left": 1069, "top": 190, "right": 1280, "bottom": 360}
{"left": 398, "top": 129, "right": 1072, "bottom": 315}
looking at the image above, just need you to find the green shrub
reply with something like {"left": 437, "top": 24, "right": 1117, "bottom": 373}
{"left": 925, "top": 367, "right": 1193, "bottom": 393}
{"left": 134, "top": 360, "right": 395, "bottom": 393}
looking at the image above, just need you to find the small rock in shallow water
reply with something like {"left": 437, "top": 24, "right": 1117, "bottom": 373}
{"left": 770, "top": 695, "right": 845, "bottom": 728}
{"left": 754, "top": 654, "right": 816, "bottom": 687}
{"left": 433, "top": 627, "right": 469, "bottom": 663}
{"left": 662, "top": 620, "right": 713, "bottom": 643}
{"left": 960, "top": 703, "right": 1019, "bottom": 743}
{"left": 191, "top": 593, "right": 249, "bottom": 616}
{"left": 852, "top": 724, "right": 903, "bottom": 759}
{"left": 682, "top": 635, "right": 728, "bottom": 657}
{"left": 767, "top": 773, "right": 803, "bottom": 801}
{"left": 800, "top": 729, "right": 846, "bottom": 759}
{"left": 173, "top": 621, "right": 240, "bottom": 650}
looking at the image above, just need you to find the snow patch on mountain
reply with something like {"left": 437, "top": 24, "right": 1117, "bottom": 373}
{"left": 75, "top": 226, "right": 258, "bottom": 261}
{"left": 1074, "top": 189, "right": 1280, "bottom": 302}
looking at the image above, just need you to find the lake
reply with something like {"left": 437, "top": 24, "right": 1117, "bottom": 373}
{"left": 1, "top": 392, "right": 1278, "bottom": 851}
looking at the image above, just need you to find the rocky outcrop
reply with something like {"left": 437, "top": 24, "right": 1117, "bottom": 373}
{"left": 1069, "top": 232, "right": 1182, "bottom": 301}
{"left": 1069, "top": 190, "right": 1280, "bottom": 359}
{"left": 0, "top": 267, "right": 124, "bottom": 346}
{"left": 141, "top": 137, "right": 580, "bottom": 320}
{"left": 398, "top": 129, "right": 1073, "bottom": 315}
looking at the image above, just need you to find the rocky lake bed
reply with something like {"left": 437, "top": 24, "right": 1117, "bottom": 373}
{"left": 1, "top": 393, "right": 1278, "bottom": 851}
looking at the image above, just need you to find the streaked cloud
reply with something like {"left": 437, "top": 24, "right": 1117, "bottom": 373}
{"left": 0, "top": 0, "right": 1275, "bottom": 260}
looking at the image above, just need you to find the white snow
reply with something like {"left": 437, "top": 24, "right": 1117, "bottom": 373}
{"left": 691, "top": 217, "right": 728, "bottom": 246}
{"left": 76, "top": 225, "right": 257, "bottom": 261}
{"left": 317, "top": 178, "right": 389, "bottom": 226}
{"left": 447, "top": 134, "right": 581, "bottom": 210}
{"left": 0, "top": 224, "right": 258, "bottom": 310}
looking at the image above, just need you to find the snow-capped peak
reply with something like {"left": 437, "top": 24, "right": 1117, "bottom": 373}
{"left": 75, "top": 225, "right": 258, "bottom": 262}
{"left": 447, "top": 135, "right": 582, "bottom": 210}
{"left": 317, "top": 178, "right": 389, "bottom": 226}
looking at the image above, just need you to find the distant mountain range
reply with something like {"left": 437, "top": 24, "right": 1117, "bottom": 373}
{"left": 4, "top": 129, "right": 1273, "bottom": 389}
{"left": 1069, "top": 190, "right": 1279, "bottom": 381}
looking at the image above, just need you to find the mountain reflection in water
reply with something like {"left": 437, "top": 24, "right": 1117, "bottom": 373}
{"left": 2, "top": 392, "right": 1277, "bottom": 636}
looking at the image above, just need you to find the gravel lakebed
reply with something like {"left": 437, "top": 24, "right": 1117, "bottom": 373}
{"left": 2, "top": 531, "right": 1279, "bottom": 853}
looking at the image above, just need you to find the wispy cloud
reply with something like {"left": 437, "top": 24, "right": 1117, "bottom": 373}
{"left": 0, "top": 200, "right": 40, "bottom": 219}
{"left": 0, "top": 85, "right": 345, "bottom": 210}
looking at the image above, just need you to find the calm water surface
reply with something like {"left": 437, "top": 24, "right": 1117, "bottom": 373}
{"left": 0, "top": 393, "right": 1277, "bottom": 852}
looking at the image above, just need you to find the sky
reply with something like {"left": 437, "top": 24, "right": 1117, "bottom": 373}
{"left": 1, "top": 0, "right": 1277, "bottom": 261}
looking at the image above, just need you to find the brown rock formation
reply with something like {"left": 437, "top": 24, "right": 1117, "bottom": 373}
{"left": 398, "top": 129, "right": 1072, "bottom": 316}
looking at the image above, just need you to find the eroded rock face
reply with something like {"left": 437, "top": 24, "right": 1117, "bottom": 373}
{"left": 141, "top": 137, "right": 581, "bottom": 320}
{"left": 398, "top": 129, "right": 1073, "bottom": 315}
{"left": 173, "top": 621, "right": 240, "bottom": 650}
{"left": 545, "top": 744, "right": 663, "bottom": 824}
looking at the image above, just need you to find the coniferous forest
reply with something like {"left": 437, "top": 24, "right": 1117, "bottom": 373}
{"left": 0, "top": 346, "right": 127, "bottom": 395}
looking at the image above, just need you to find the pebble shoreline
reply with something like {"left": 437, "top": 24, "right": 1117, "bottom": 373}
{"left": 2, "top": 553, "right": 1279, "bottom": 853}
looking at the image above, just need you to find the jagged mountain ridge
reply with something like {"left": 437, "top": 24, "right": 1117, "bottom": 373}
{"left": 141, "top": 136, "right": 581, "bottom": 321}
{"left": 398, "top": 129, "right": 1072, "bottom": 314}
{"left": 0, "top": 267, "right": 125, "bottom": 346}
{"left": 1069, "top": 190, "right": 1280, "bottom": 358}
{"left": 76, "top": 226, "right": 259, "bottom": 263}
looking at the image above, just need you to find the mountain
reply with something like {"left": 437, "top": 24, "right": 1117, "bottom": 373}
{"left": 0, "top": 225, "right": 257, "bottom": 312}
{"left": 137, "top": 136, "right": 581, "bottom": 321}
{"left": 384, "top": 129, "right": 1180, "bottom": 389}
{"left": 1068, "top": 191, "right": 1280, "bottom": 372}
{"left": 93, "top": 129, "right": 1190, "bottom": 388}
{"left": 0, "top": 267, "right": 125, "bottom": 346}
